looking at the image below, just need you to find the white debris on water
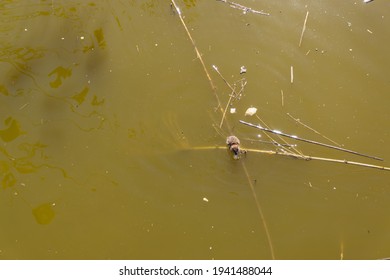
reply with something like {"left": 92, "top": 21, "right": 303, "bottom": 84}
{"left": 230, "top": 108, "right": 236, "bottom": 114}
{"left": 203, "top": 197, "right": 209, "bottom": 202}
{"left": 245, "top": 107, "right": 257, "bottom": 116}
{"left": 240, "top": 65, "right": 247, "bottom": 74}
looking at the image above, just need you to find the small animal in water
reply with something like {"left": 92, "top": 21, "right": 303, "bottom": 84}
{"left": 226, "top": 135, "right": 246, "bottom": 160}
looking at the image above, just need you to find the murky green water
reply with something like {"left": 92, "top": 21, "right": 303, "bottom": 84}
{"left": 1, "top": 0, "right": 389, "bottom": 259}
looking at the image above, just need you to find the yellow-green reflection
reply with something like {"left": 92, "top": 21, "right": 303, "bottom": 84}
{"left": 0, "top": 117, "right": 24, "bottom": 142}
{"left": 1, "top": 171, "right": 16, "bottom": 189}
{"left": 0, "top": 85, "right": 9, "bottom": 96}
{"left": 72, "top": 86, "right": 89, "bottom": 105}
{"left": 32, "top": 203, "right": 55, "bottom": 225}
{"left": 48, "top": 66, "right": 72, "bottom": 88}
{"left": 93, "top": 28, "right": 106, "bottom": 49}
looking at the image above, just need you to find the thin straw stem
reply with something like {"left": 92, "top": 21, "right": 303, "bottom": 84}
{"left": 212, "top": 65, "right": 237, "bottom": 128}
{"left": 241, "top": 163, "right": 276, "bottom": 259}
{"left": 188, "top": 146, "right": 390, "bottom": 172}
{"left": 299, "top": 11, "right": 309, "bottom": 47}
{"left": 170, "top": 0, "right": 224, "bottom": 114}
{"left": 240, "top": 120, "right": 383, "bottom": 161}
{"left": 287, "top": 113, "right": 342, "bottom": 147}
{"left": 255, "top": 115, "right": 304, "bottom": 156}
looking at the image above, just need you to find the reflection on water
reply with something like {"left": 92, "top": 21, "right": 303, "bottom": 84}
{"left": 0, "top": 0, "right": 389, "bottom": 259}
{"left": 48, "top": 66, "right": 72, "bottom": 88}
{"left": 32, "top": 203, "right": 56, "bottom": 225}
{"left": 0, "top": 117, "right": 24, "bottom": 142}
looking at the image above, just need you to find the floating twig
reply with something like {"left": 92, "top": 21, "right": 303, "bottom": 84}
{"left": 220, "top": 87, "right": 236, "bottom": 128}
{"left": 212, "top": 65, "right": 236, "bottom": 128}
{"left": 281, "top": 89, "right": 284, "bottom": 107}
{"left": 170, "top": 0, "right": 223, "bottom": 110}
{"left": 239, "top": 120, "right": 383, "bottom": 161}
{"left": 188, "top": 146, "right": 390, "bottom": 172}
{"left": 241, "top": 163, "right": 275, "bottom": 259}
{"left": 213, "top": 65, "right": 247, "bottom": 128}
{"left": 212, "top": 65, "right": 235, "bottom": 92}
{"left": 290, "top": 66, "right": 294, "bottom": 83}
{"left": 254, "top": 114, "right": 304, "bottom": 156}
{"left": 287, "top": 113, "right": 342, "bottom": 147}
{"left": 217, "top": 0, "right": 270, "bottom": 16}
{"left": 242, "top": 137, "right": 295, "bottom": 147}
{"left": 299, "top": 11, "right": 309, "bottom": 47}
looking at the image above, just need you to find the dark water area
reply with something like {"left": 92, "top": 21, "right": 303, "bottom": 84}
{"left": 0, "top": 0, "right": 389, "bottom": 259}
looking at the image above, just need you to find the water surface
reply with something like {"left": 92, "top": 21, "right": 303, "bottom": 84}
{"left": 0, "top": 0, "right": 389, "bottom": 259}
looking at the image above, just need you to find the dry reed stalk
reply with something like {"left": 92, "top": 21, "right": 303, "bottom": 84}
{"left": 301, "top": 156, "right": 390, "bottom": 171}
{"left": 299, "top": 11, "right": 309, "bottom": 47}
{"left": 241, "top": 162, "right": 275, "bottom": 259}
{"left": 212, "top": 65, "right": 237, "bottom": 128}
{"left": 281, "top": 89, "right": 284, "bottom": 107}
{"left": 212, "top": 65, "right": 235, "bottom": 92}
{"left": 189, "top": 146, "right": 390, "bottom": 172}
{"left": 217, "top": 0, "right": 270, "bottom": 16}
{"left": 290, "top": 66, "right": 294, "bottom": 83}
{"left": 214, "top": 67, "right": 247, "bottom": 128}
{"left": 287, "top": 113, "right": 342, "bottom": 147}
{"left": 220, "top": 87, "right": 236, "bottom": 128}
{"left": 340, "top": 240, "right": 344, "bottom": 260}
{"left": 255, "top": 115, "right": 304, "bottom": 156}
{"left": 240, "top": 120, "right": 383, "bottom": 161}
{"left": 170, "top": 0, "right": 224, "bottom": 114}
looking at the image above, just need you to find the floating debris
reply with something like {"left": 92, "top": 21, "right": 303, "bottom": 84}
{"left": 240, "top": 66, "right": 247, "bottom": 74}
{"left": 203, "top": 197, "right": 209, "bottom": 202}
{"left": 217, "top": 0, "right": 270, "bottom": 16}
{"left": 363, "top": 0, "right": 374, "bottom": 3}
{"left": 245, "top": 107, "right": 257, "bottom": 116}
{"left": 239, "top": 120, "right": 384, "bottom": 161}
{"left": 298, "top": 11, "right": 309, "bottom": 47}
{"left": 230, "top": 108, "right": 236, "bottom": 114}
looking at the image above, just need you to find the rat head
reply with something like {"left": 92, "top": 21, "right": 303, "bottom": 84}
{"left": 226, "top": 135, "right": 240, "bottom": 146}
